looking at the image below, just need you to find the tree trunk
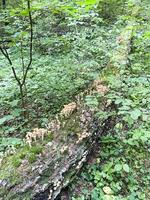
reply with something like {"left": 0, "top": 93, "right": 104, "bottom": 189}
{"left": 2, "top": 0, "right": 6, "bottom": 9}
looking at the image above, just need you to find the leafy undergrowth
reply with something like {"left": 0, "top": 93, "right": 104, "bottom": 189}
{"left": 0, "top": 1, "right": 123, "bottom": 165}
{"left": 70, "top": 131, "right": 150, "bottom": 200}
{"left": 69, "top": 3, "right": 150, "bottom": 200}
{"left": 70, "top": 76, "right": 150, "bottom": 200}
{"left": 0, "top": 19, "right": 118, "bottom": 137}
{"left": 0, "top": 17, "right": 120, "bottom": 158}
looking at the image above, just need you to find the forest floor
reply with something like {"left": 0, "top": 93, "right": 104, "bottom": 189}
{"left": 65, "top": 3, "right": 150, "bottom": 200}
{"left": 67, "top": 5, "right": 150, "bottom": 200}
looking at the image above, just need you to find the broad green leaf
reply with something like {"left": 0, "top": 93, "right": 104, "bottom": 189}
{"left": 103, "top": 186, "right": 113, "bottom": 195}
{"left": 20, "top": 9, "right": 29, "bottom": 16}
{"left": 0, "top": 115, "right": 14, "bottom": 125}
{"left": 123, "top": 164, "right": 130, "bottom": 173}
{"left": 119, "top": 105, "right": 130, "bottom": 111}
{"left": 130, "top": 109, "right": 141, "bottom": 120}
{"left": 114, "top": 164, "right": 122, "bottom": 172}
{"left": 104, "top": 195, "right": 116, "bottom": 200}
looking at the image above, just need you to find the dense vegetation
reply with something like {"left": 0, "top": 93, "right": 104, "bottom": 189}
{"left": 0, "top": 0, "right": 121, "bottom": 136}
{"left": 0, "top": 0, "right": 150, "bottom": 199}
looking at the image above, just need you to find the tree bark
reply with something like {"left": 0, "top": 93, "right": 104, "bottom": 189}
{"left": 0, "top": 96, "right": 115, "bottom": 200}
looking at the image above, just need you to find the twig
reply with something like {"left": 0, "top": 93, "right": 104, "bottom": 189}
{"left": 22, "top": 0, "right": 33, "bottom": 86}
{"left": 0, "top": 46, "right": 12, "bottom": 65}
{"left": 0, "top": 45, "right": 21, "bottom": 85}
{"left": 20, "top": 39, "right": 25, "bottom": 76}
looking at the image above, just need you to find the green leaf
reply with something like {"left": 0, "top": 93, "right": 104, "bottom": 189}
{"left": 115, "top": 123, "right": 123, "bottom": 129}
{"left": 103, "top": 186, "right": 113, "bottom": 195}
{"left": 123, "top": 164, "right": 130, "bottom": 173}
{"left": 114, "top": 164, "right": 122, "bottom": 172}
{"left": 130, "top": 109, "right": 141, "bottom": 120}
{"left": 20, "top": 9, "right": 29, "bottom": 16}
{"left": 0, "top": 115, "right": 14, "bottom": 125}
{"left": 119, "top": 105, "right": 130, "bottom": 111}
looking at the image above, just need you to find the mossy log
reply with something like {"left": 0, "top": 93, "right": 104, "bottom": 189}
{"left": 0, "top": 97, "right": 114, "bottom": 200}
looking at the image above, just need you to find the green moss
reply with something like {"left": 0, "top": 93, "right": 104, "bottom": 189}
{"left": 0, "top": 143, "right": 44, "bottom": 185}
{"left": 38, "top": 161, "right": 55, "bottom": 184}
{"left": 0, "top": 162, "right": 21, "bottom": 186}
{"left": 3, "top": 190, "right": 32, "bottom": 200}
{"left": 1, "top": 153, "right": 22, "bottom": 169}
{"left": 42, "top": 132, "right": 54, "bottom": 145}
{"left": 0, "top": 187, "right": 9, "bottom": 197}
{"left": 12, "top": 157, "right": 22, "bottom": 168}
{"left": 27, "top": 153, "right": 37, "bottom": 163}
{"left": 30, "top": 145, "right": 43, "bottom": 154}
{"left": 19, "top": 152, "right": 26, "bottom": 159}
{"left": 61, "top": 113, "right": 81, "bottom": 136}
{"left": 21, "top": 144, "right": 44, "bottom": 163}
{"left": 45, "top": 132, "right": 54, "bottom": 140}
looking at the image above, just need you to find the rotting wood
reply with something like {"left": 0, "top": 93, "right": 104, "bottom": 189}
{"left": 0, "top": 93, "right": 113, "bottom": 200}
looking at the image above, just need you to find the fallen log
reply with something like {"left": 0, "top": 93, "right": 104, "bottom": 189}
{"left": 0, "top": 90, "right": 114, "bottom": 200}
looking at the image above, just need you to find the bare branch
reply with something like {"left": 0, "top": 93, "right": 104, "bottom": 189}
{"left": 0, "top": 46, "right": 6, "bottom": 56}
{"left": 20, "top": 39, "right": 25, "bottom": 76}
{"left": 0, "top": 45, "right": 21, "bottom": 85}
{"left": 22, "top": 0, "right": 33, "bottom": 86}
{"left": 0, "top": 45, "right": 12, "bottom": 65}
{"left": 11, "top": 66, "right": 22, "bottom": 85}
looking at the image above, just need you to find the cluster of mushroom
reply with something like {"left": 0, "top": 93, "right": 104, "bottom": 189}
{"left": 25, "top": 128, "right": 47, "bottom": 147}
{"left": 25, "top": 102, "right": 77, "bottom": 147}
{"left": 60, "top": 102, "right": 77, "bottom": 118}
{"left": 47, "top": 116, "right": 61, "bottom": 133}
{"left": 76, "top": 129, "right": 91, "bottom": 144}
{"left": 92, "top": 79, "right": 109, "bottom": 95}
